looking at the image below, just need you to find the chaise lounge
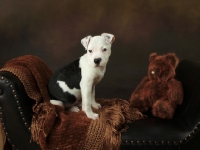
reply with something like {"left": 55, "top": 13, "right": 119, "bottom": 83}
{"left": 0, "top": 56, "right": 200, "bottom": 150}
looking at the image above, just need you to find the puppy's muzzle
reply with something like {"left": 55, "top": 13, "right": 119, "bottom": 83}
{"left": 94, "top": 58, "right": 102, "bottom": 65}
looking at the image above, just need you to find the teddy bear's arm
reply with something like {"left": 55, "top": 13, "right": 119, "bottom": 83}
{"left": 129, "top": 76, "right": 150, "bottom": 112}
{"left": 167, "top": 79, "right": 184, "bottom": 105}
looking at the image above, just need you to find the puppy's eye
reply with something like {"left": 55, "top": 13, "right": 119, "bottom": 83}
{"left": 88, "top": 50, "right": 92, "bottom": 53}
{"left": 103, "top": 48, "right": 107, "bottom": 51}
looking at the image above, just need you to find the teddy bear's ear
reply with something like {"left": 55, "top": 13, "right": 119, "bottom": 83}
{"left": 149, "top": 53, "right": 157, "bottom": 62}
{"left": 165, "top": 53, "right": 179, "bottom": 67}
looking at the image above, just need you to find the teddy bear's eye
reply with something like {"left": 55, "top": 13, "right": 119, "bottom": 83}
{"left": 151, "top": 71, "right": 155, "bottom": 74}
{"left": 88, "top": 50, "right": 92, "bottom": 53}
{"left": 103, "top": 48, "right": 107, "bottom": 51}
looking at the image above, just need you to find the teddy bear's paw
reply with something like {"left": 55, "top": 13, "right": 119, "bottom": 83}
{"left": 152, "top": 101, "right": 174, "bottom": 119}
{"left": 130, "top": 96, "right": 149, "bottom": 112}
{"left": 130, "top": 95, "right": 145, "bottom": 105}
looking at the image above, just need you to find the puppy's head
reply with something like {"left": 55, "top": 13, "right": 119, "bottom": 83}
{"left": 81, "top": 33, "right": 115, "bottom": 67}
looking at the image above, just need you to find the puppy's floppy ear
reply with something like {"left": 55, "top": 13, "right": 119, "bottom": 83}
{"left": 101, "top": 33, "right": 115, "bottom": 44}
{"left": 149, "top": 52, "right": 157, "bottom": 62}
{"left": 165, "top": 53, "right": 179, "bottom": 67}
{"left": 81, "top": 35, "right": 92, "bottom": 50}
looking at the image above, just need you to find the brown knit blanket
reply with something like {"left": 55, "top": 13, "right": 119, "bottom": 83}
{"left": 0, "top": 55, "right": 143, "bottom": 150}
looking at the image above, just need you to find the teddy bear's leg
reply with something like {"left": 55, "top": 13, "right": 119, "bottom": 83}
{"left": 168, "top": 80, "right": 184, "bottom": 105}
{"left": 152, "top": 100, "right": 175, "bottom": 119}
{"left": 130, "top": 94, "right": 150, "bottom": 112}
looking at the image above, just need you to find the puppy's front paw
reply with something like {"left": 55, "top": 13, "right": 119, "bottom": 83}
{"left": 92, "top": 102, "right": 101, "bottom": 109}
{"left": 86, "top": 112, "right": 99, "bottom": 120}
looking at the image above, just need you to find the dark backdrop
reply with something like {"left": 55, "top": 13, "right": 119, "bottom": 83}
{"left": 0, "top": 0, "right": 200, "bottom": 99}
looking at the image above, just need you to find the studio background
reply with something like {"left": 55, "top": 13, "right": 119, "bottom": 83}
{"left": 0, "top": 0, "right": 200, "bottom": 99}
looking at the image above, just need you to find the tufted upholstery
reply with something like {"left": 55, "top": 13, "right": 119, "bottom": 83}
{"left": 0, "top": 59, "right": 200, "bottom": 150}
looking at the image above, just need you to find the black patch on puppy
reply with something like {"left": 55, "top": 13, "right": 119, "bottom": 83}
{"left": 48, "top": 59, "right": 81, "bottom": 105}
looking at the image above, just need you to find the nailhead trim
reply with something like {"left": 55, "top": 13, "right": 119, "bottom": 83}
{"left": 0, "top": 77, "right": 16, "bottom": 149}
{"left": 9, "top": 78, "right": 30, "bottom": 130}
{"left": 122, "top": 121, "right": 200, "bottom": 146}
{"left": 0, "top": 75, "right": 31, "bottom": 149}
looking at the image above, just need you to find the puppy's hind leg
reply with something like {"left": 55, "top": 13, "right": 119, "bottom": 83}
{"left": 69, "top": 106, "right": 80, "bottom": 112}
{"left": 50, "top": 100, "right": 64, "bottom": 107}
{"left": 62, "top": 101, "right": 80, "bottom": 112}
{"left": 50, "top": 100, "right": 80, "bottom": 112}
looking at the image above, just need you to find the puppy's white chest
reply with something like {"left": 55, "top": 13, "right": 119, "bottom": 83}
{"left": 93, "top": 68, "right": 105, "bottom": 85}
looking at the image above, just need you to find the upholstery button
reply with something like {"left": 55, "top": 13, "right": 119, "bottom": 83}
{"left": 0, "top": 89, "right": 3, "bottom": 95}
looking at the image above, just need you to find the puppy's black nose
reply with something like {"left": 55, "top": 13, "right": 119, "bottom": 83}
{"left": 94, "top": 58, "right": 102, "bottom": 64}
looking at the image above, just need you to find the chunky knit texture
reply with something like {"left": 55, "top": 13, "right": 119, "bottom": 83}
{"left": 0, "top": 55, "right": 143, "bottom": 150}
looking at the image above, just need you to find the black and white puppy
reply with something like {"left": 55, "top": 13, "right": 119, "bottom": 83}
{"left": 48, "top": 33, "right": 115, "bottom": 120}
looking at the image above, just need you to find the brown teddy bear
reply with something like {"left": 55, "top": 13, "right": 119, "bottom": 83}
{"left": 129, "top": 53, "right": 183, "bottom": 119}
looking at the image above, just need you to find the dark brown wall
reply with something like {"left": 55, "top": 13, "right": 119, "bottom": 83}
{"left": 0, "top": 0, "right": 200, "bottom": 99}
